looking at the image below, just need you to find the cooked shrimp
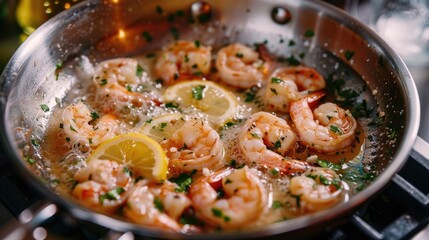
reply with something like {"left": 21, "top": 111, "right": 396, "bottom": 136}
{"left": 124, "top": 180, "right": 192, "bottom": 231}
{"left": 93, "top": 58, "right": 158, "bottom": 115}
{"left": 290, "top": 93, "right": 357, "bottom": 153}
{"left": 62, "top": 101, "right": 118, "bottom": 150}
{"left": 160, "top": 118, "right": 224, "bottom": 173}
{"left": 189, "top": 167, "right": 267, "bottom": 229}
{"left": 216, "top": 43, "right": 266, "bottom": 88}
{"left": 72, "top": 159, "right": 133, "bottom": 213}
{"left": 289, "top": 167, "right": 345, "bottom": 213}
{"left": 264, "top": 66, "right": 326, "bottom": 113}
{"left": 238, "top": 112, "right": 309, "bottom": 175}
{"left": 155, "top": 40, "right": 212, "bottom": 85}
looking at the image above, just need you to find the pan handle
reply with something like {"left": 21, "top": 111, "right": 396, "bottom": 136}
{"left": 0, "top": 200, "right": 57, "bottom": 240}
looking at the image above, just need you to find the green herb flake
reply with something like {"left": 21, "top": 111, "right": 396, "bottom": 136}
{"left": 194, "top": 40, "right": 201, "bottom": 48}
{"left": 235, "top": 52, "right": 244, "bottom": 58}
{"left": 211, "top": 208, "right": 223, "bottom": 217}
{"left": 273, "top": 140, "right": 282, "bottom": 149}
{"left": 40, "top": 104, "right": 50, "bottom": 112}
{"left": 288, "top": 39, "right": 296, "bottom": 46}
{"left": 56, "top": 61, "right": 63, "bottom": 69}
{"left": 159, "top": 122, "right": 167, "bottom": 131}
{"left": 329, "top": 125, "right": 343, "bottom": 135}
{"left": 31, "top": 139, "right": 40, "bottom": 147}
{"left": 184, "top": 55, "right": 190, "bottom": 63}
{"left": 169, "top": 170, "right": 197, "bottom": 192}
{"left": 316, "top": 158, "right": 341, "bottom": 171}
{"left": 271, "top": 77, "right": 283, "bottom": 83}
{"left": 217, "top": 189, "right": 225, "bottom": 199}
{"left": 250, "top": 133, "right": 260, "bottom": 138}
{"left": 136, "top": 64, "right": 144, "bottom": 77}
{"left": 88, "top": 138, "right": 93, "bottom": 144}
{"left": 244, "top": 91, "right": 256, "bottom": 102}
{"left": 146, "top": 119, "right": 153, "bottom": 124}
{"left": 319, "top": 175, "right": 331, "bottom": 185}
{"left": 291, "top": 194, "right": 301, "bottom": 208}
{"left": 225, "top": 179, "right": 232, "bottom": 184}
{"left": 170, "top": 27, "right": 180, "bottom": 40}
{"left": 100, "top": 79, "right": 108, "bottom": 85}
{"left": 100, "top": 187, "right": 125, "bottom": 203}
{"left": 65, "top": 137, "right": 70, "bottom": 142}
{"left": 192, "top": 85, "right": 206, "bottom": 100}
{"left": 142, "top": 31, "right": 153, "bottom": 42}
{"left": 156, "top": 5, "right": 163, "bottom": 14}
{"left": 70, "top": 125, "right": 77, "bottom": 132}
{"left": 270, "top": 88, "right": 278, "bottom": 95}
{"left": 272, "top": 200, "right": 283, "bottom": 209}
{"left": 27, "top": 157, "right": 36, "bottom": 165}
{"left": 154, "top": 198, "right": 165, "bottom": 212}
{"left": 179, "top": 143, "right": 188, "bottom": 151}
{"left": 165, "top": 102, "right": 179, "bottom": 108}
{"left": 304, "top": 29, "right": 315, "bottom": 37}
{"left": 90, "top": 112, "right": 99, "bottom": 120}
{"left": 287, "top": 55, "right": 300, "bottom": 66}
{"left": 59, "top": 123, "right": 64, "bottom": 129}
{"left": 126, "top": 85, "right": 133, "bottom": 92}
{"left": 345, "top": 50, "right": 355, "bottom": 61}
{"left": 270, "top": 168, "right": 279, "bottom": 175}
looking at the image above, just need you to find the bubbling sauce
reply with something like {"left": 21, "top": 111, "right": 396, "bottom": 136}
{"left": 37, "top": 39, "right": 375, "bottom": 233}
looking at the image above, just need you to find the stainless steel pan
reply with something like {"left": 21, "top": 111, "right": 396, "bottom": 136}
{"left": 0, "top": 0, "right": 427, "bottom": 239}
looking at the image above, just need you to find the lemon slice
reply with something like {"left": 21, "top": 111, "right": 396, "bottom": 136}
{"left": 138, "top": 114, "right": 187, "bottom": 143}
{"left": 87, "top": 133, "right": 168, "bottom": 181}
{"left": 164, "top": 80, "right": 237, "bottom": 126}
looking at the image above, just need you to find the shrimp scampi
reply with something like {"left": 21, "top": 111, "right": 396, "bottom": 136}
{"left": 62, "top": 101, "right": 118, "bottom": 150}
{"left": 290, "top": 93, "right": 357, "bottom": 153}
{"left": 189, "top": 167, "right": 267, "bottom": 229}
{"left": 288, "top": 167, "right": 346, "bottom": 213}
{"left": 92, "top": 58, "right": 159, "bottom": 115}
{"left": 216, "top": 43, "right": 267, "bottom": 88}
{"left": 72, "top": 159, "right": 133, "bottom": 213}
{"left": 155, "top": 40, "right": 212, "bottom": 84}
{"left": 264, "top": 66, "right": 326, "bottom": 113}
{"left": 238, "top": 112, "right": 309, "bottom": 175}
{"left": 124, "top": 180, "right": 192, "bottom": 231}
{"left": 160, "top": 118, "right": 224, "bottom": 173}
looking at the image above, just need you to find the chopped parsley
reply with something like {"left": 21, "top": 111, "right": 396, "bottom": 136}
{"left": 304, "top": 29, "right": 314, "bottom": 37}
{"left": 272, "top": 139, "right": 282, "bottom": 150}
{"left": 316, "top": 158, "right": 341, "bottom": 171}
{"left": 159, "top": 122, "right": 167, "bottom": 131}
{"left": 165, "top": 102, "right": 179, "bottom": 108}
{"left": 244, "top": 91, "right": 256, "bottom": 102}
{"left": 235, "top": 52, "right": 244, "bottom": 58}
{"left": 70, "top": 125, "right": 77, "bottom": 132}
{"left": 272, "top": 200, "right": 283, "bottom": 209}
{"left": 184, "top": 55, "right": 190, "bottom": 63}
{"left": 31, "top": 139, "right": 40, "bottom": 147}
{"left": 271, "top": 77, "right": 283, "bottom": 83}
{"left": 194, "top": 40, "right": 201, "bottom": 48}
{"left": 169, "top": 169, "right": 197, "bottom": 192}
{"left": 156, "top": 5, "right": 163, "bottom": 14}
{"left": 146, "top": 118, "right": 153, "bottom": 123}
{"left": 125, "top": 85, "right": 132, "bottom": 92}
{"left": 250, "top": 133, "right": 260, "bottom": 138}
{"left": 90, "top": 112, "right": 99, "bottom": 120}
{"left": 288, "top": 39, "right": 296, "bottom": 46}
{"left": 26, "top": 157, "right": 35, "bottom": 164}
{"left": 345, "top": 50, "right": 355, "bottom": 61}
{"left": 290, "top": 194, "right": 301, "bottom": 208}
{"left": 100, "top": 79, "right": 108, "bottom": 85}
{"left": 270, "top": 88, "right": 278, "bottom": 95}
{"left": 154, "top": 198, "right": 164, "bottom": 212}
{"left": 225, "top": 179, "right": 232, "bottom": 184}
{"left": 329, "top": 125, "right": 343, "bottom": 135}
{"left": 40, "top": 104, "right": 50, "bottom": 112}
{"left": 270, "top": 168, "right": 279, "bottom": 176}
{"left": 170, "top": 27, "right": 180, "bottom": 40}
{"left": 318, "top": 175, "right": 331, "bottom": 185}
{"left": 142, "top": 31, "right": 153, "bottom": 42}
{"left": 211, "top": 208, "right": 231, "bottom": 222}
{"left": 192, "top": 85, "right": 205, "bottom": 100}
{"left": 136, "top": 64, "right": 144, "bottom": 77}
{"left": 99, "top": 187, "right": 125, "bottom": 203}
{"left": 178, "top": 143, "right": 188, "bottom": 151}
